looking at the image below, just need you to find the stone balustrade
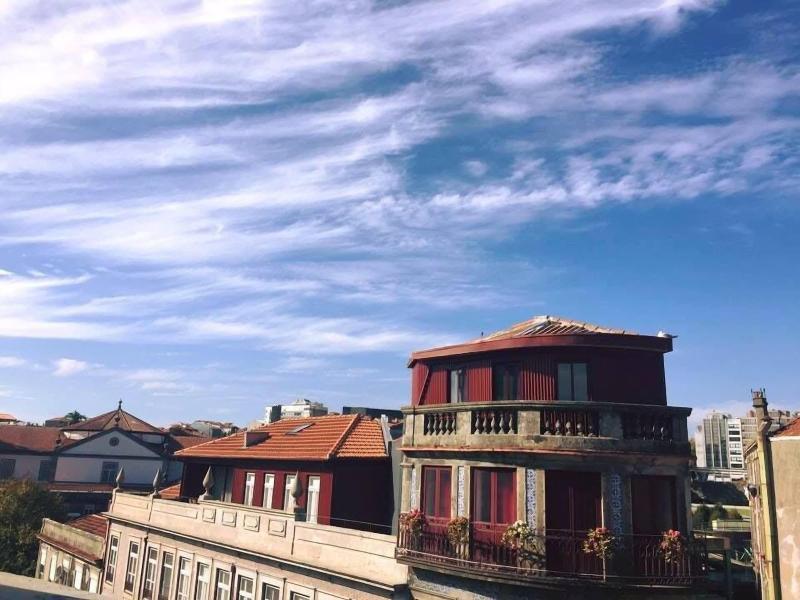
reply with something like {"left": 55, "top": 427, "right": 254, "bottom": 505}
{"left": 405, "top": 401, "right": 690, "bottom": 453}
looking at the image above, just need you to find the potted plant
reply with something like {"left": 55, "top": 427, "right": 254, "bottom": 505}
{"left": 399, "top": 509, "right": 426, "bottom": 549}
{"left": 446, "top": 516, "right": 470, "bottom": 559}
{"left": 659, "top": 529, "right": 686, "bottom": 564}
{"left": 501, "top": 520, "right": 543, "bottom": 569}
{"left": 582, "top": 527, "right": 618, "bottom": 581}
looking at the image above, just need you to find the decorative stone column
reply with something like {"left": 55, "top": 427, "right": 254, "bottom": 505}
{"left": 601, "top": 471, "right": 632, "bottom": 577}
{"left": 400, "top": 463, "right": 415, "bottom": 512}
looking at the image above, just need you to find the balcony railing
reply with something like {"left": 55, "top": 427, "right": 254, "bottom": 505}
{"left": 405, "top": 401, "right": 690, "bottom": 450}
{"left": 396, "top": 526, "right": 707, "bottom": 587}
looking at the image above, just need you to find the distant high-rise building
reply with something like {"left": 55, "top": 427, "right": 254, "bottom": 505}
{"left": 263, "top": 398, "right": 328, "bottom": 423}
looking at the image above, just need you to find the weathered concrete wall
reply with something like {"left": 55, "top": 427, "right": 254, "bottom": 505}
{"left": 770, "top": 436, "right": 800, "bottom": 598}
{"left": 104, "top": 492, "right": 408, "bottom": 599}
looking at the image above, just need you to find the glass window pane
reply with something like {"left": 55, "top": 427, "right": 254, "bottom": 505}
{"left": 495, "top": 470, "right": 516, "bottom": 524}
{"left": 437, "top": 469, "right": 451, "bottom": 519}
{"left": 557, "top": 363, "right": 572, "bottom": 400}
{"left": 473, "top": 469, "right": 492, "bottom": 523}
{"left": 572, "top": 363, "right": 588, "bottom": 402}
{"left": 261, "top": 583, "right": 279, "bottom": 600}
{"left": 422, "top": 468, "right": 437, "bottom": 516}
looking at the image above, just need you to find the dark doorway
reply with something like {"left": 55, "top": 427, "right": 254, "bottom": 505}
{"left": 545, "top": 470, "right": 602, "bottom": 575}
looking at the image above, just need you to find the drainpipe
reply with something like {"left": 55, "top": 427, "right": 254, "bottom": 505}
{"left": 753, "top": 389, "right": 781, "bottom": 600}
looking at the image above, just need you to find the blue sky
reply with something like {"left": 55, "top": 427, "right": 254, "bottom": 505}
{"left": 0, "top": 0, "right": 798, "bottom": 430}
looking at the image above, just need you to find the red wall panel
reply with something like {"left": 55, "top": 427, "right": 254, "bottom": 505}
{"left": 520, "top": 355, "right": 555, "bottom": 400}
{"left": 466, "top": 361, "right": 491, "bottom": 402}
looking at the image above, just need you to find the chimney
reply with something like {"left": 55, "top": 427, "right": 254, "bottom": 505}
{"left": 750, "top": 388, "right": 772, "bottom": 431}
{"left": 243, "top": 430, "right": 269, "bottom": 447}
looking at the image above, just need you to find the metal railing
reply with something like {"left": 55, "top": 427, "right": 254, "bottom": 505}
{"left": 396, "top": 526, "right": 707, "bottom": 587}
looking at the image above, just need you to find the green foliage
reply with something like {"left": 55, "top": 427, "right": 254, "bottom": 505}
{"left": 694, "top": 504, "right": 711, "bottom": 529}
{"left": 709, "top": 502, "right": 729, "bottom": 521}
{"left": 727, "top": 509, "right": 743, "bottom": 521}
{"left": 0, "top": 480, "right": 66, "bottom": 576}
{"left": 64, "top": 411, "right": 87, "bottom": 425}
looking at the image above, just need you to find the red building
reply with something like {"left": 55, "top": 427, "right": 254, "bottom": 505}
{"left": 176, "top": 414, "right": 395, "bottom": 533}
{"left": 397, "top": 316, "right": 707, "bottom": 599}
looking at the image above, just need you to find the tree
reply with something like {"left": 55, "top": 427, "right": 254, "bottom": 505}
{"left": 709, "top": 502, "right": 729, "bottom": 522}
{"left": 64, "top": 411, "right": 86, "bottom": 425}
{"left": 694, "top": 504, "right": 711, "bottom": 530}
{"left": 0, "top": 480, "right": 66, "bottom": 575}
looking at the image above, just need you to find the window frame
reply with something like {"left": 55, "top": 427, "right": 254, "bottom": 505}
{"left": 105, "top": 534, "right": 119, "bottom": 583}
{"left": 492, "top": 363, "right": 519, "bottom": 401}
{"left": 142, "top": 546, "right": 159, "bottom": 600}
{"left": 157, "top": 550, "right": 175, "bottom": 600}
{"left": 243, "top": 472, "right": 256, "bottom": 506}
{"left": 0, "top": 458, "right": 16, "bottom": 479}
{"left": 123, "top": 539, "right": 140, "bottom": 593}
{"left": 38, "top": 459, "right": 56, "bottom": 482}
{"left": 306, "top": 476, "right": 321, "bottom": 524}
{"left": 214, "top": 568, "right": 232, "bottom": 600}
{"left": 556, "top": 362, "right": 589, "bottom": 402}
{"left": 194, "top": 560, "right": 211, "bottom": 600}
{"left": 283, "top": 475, "right": 296, "bottom": 513}
{"left": 100, "top": 461, "right": 119, "bottom": 484}
{"left": 176, "top": 556, "right": 191, "bottom": 600}
{"left": 471, "top": 467, "right": 517, "bottom": 527}
{"left": 259, "top": 582, "right": 280, "bottom": 600}
{"left": 448, "top": 368, "right": 467, "bottom": 403}
{"left": 421, "top": 466, "right": 452, "bottom": 521}
{"left": 262, "top": 474, "right": 275, "bottom": 509}
{"left": 236, "top": 571, "right": 256, "bottom": 600}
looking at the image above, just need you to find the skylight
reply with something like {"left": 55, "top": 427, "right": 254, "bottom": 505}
{"left": 286, "top": 423, "right": 314, "bottom": 435}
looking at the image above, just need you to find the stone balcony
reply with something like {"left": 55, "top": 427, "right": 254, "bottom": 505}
{"left": 106, "top": 491, "right": 407, "bottom": 592}
{"left": 402, "top": 401, "right": 691, "bottom": 455}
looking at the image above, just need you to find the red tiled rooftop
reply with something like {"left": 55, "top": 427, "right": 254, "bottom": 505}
{"left": 0, "top": 413, "right": 18, "bottom": 421}
{"left": 62, "top": 406, "right": 162, "bottom": 434}
{"left": 172, "top": 435, "right": 212, "bottom": 449}
{"left": 160, "top": 483, "right": 181, "bottom": 500}
{"left": 775, "top": 417, "right": 800, "bottom": 438}
{"left": 67, "top": 513, "right": 108, "bottom": 538}
{"left": 0, "top": 426, "right": 63, "bottom": 453}
{"left": 176, "top": 414, "right": 387, "bottom": 461}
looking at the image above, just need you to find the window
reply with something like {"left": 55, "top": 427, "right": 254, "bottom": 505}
{"left": 37, "top": 548, "right": 47, "bottom": 579}
{"left": 142, "top": 547, "right": 158, "bottom": 600}
{"left": 0, "top": 458, "right": 16, "bottom": 479}
{"left": 306, "top": 476, "right": 320, "bottom": 524}
{"left": 123, "top": 541, "right": 140, "bottom": 593}
{"left": 105, "top": 535, "right": 119, "bottom": 583}
{"left": 422, "top": 466, "right": 451, "bottom": 520}
{"left": 38, "top": 459, "right": 55, "bottom": 482}
{"left": 472, "top": 468, "right": 516, "bottom": 526}
{"left": 448, "top": 368, "right": 467, "bottom": 403}
{"left": 284, "top": 475, "right": 296, "bottom": 513}
{"left": 194, "top": 563, "right": 210, "bottom": 600}
{"left": 237, "top": 575, "right": 255, "bottom": 600}
{"left": 177, "top": 557, "right": 191, "bottom": 600}
{"left": 49, "top": 554, "right": 58, "bottom": 582}
{"left": 557, "top": 362, "right": 588, "bottom": 402}
{"left": 261, "top": 583, "right": 279, "bottom": 600}
{"left": 492, "top": 364, "right": 519, "bottom": 401}
{"left": 244, "top": 473, "right": 256, "bottom": 506}
{"left": 100, "top": 461, "right": 119, "bottom": 484}
{"left": 263, "top": 474, "right": 275, "bottom": 509}
{"left": 214, "top": 569, "right": 231, "bottom": 600}
{"left": 289, "top": 593, "right": 309, "bottom": 600}
{"left": 157, "top": 551, "right": 174, "bottom": 600}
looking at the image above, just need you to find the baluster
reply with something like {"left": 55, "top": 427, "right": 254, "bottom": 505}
{"left": 554, "top": 418, "right": 562, "bottom": 435}
{"left": 576, "top": 413, "right": 584, "bottom": 436}
{"left": 565, "top": 417, "right": 573, "bottom": 436}
{"left": 511, "top": 410, "right": 518, "bottom": 433}
{"left": 587, "top": 414, "right": 596, "bottom": 437}
{"left": 424, "top": 415, "right": 431, "bottom": 435}
{"left": 542, "top": 411, "right": 551, "bottom": 434}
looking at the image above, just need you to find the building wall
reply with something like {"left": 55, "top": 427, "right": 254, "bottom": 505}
{"left": 413, "top": 348, "right": 666, "bottom": 406}
{"left": 770, "top": 437, "right": 800, "bottom": 597}
{"left": 56, "top": 456, "right": 161, "bottom": 485}
{"left": 0, "top": 452, "right": 50, "bottom": 479}
{"left": 37, "top": 542, "right": 102, "bottom": 593}
{"left": 102, "top": 493, "right": 408, "bottom": 600}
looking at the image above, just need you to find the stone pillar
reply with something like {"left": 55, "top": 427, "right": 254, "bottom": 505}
{"left": 601, "top": 471, "right": 631, "bottom": 536}
{"left": 456, "top": 465, "right": 466, "bottom": 517}
{"left": 400, "top": 463, "right": 414, "bottom": 512}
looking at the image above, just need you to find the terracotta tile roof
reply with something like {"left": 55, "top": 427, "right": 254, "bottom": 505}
{"left": 67, "top": 513, "right": 108, "bottom": 538}
{"left": 774, "top": 417, "right": 800, "bottom": 438}
{"left": 160, "top": 483, "right": 181, "bottom": 500}
{"left": 62, "top": 405, "right": 162, "bottom": 434}
{"left": 0, "top": 413, "right": 18, "bottom": 421}
{"left": 171, "top": 435, "right": 212, "bottom": 449}
{"left": 337, "top": 417, "right": 387, "bottom": 457}
{"left": 176, "top": 414, "right": 387, "bottom": 461}
{"left": 477, "top": 315, "right": 638, "bottom": 342}
{"left": 0, "top": 426, "right": 63, "bottom": 453}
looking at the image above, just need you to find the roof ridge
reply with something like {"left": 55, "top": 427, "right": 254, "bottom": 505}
{"left": 328, "top": 414, "right": 361, "bottom": 460}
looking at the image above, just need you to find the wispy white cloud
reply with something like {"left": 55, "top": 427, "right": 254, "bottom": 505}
{"left": 0, "top": 356, "right": 26, "bottom": 368}
{"left": 52, "top": 358, "right": 90, "bottom": 377}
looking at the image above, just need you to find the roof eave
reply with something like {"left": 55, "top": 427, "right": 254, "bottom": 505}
{"left": 408, "top": 333, "right": 672, "bottom": 366}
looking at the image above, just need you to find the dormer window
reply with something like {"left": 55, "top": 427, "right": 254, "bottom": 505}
{"left": 492, "top": 363, "right": 519, "bottom": 401}
{"left": 557, "top": 362, "right": 588, "bottom": 402}
{"left": 448, "top": 369, "right": 467, "bottom": 403}
{"left": 286, "top": 423, "right": 313, "bottom": 435}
